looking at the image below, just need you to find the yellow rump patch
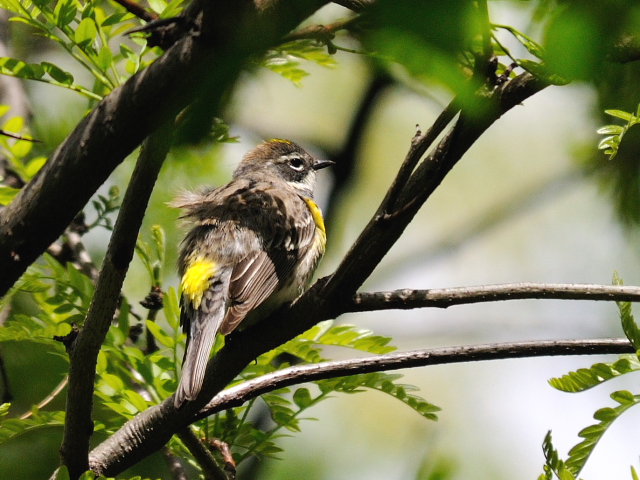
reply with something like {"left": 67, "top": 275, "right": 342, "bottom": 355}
{"left": 181, "top": 259, "right": 216, "bottom": 309}
{"left": 303, "top": 198, "right": 326, "bottom": 251}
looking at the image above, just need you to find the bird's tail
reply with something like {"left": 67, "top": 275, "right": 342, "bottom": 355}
{"left": 174, "top": 302, "right": 224, "bottom": 409}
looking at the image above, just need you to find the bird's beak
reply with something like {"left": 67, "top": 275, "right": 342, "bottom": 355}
{"left": 313, "top": 159, "right": 335, "bottom": 170}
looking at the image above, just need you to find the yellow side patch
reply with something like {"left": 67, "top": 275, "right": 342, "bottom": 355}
{"left": 303, "top": 198, "right": 326, "bottom": 251}
{"left": 181, "top": 259, "right": 216, "bottom": 309}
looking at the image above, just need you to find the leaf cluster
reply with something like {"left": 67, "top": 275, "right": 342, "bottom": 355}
{"left": 538, "top": 274, "right": 640, "bottom": 479}
{"left": 597, "top": 107, "right": 640, "bottom": 160}
{"left": 0, "top": 0, "right": 164, "bottom": 100}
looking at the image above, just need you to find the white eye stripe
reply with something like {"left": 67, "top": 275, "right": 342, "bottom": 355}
{"left": 282, "top": 154, "right": 305, "bottom": 171}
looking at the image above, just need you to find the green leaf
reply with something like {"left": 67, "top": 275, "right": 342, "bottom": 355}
{"left": 0, "top": 185, "right": 20, "bottom": 205}
{"left": 96, "top": 45, "right": 113, "bottom": 71}
{"left": 164, "top": 287, "right": 180, "bottom": 331}
{"left": 161, "top": 0, "right": 187, "bottom": 18}
{"left": 263, "top": 57, "right": 308, "bottom": 86}
{"left": 24, "top": 156, "right": 47, "bottom": 179}
{"left": 146, "top": 320, "right": 174, "bottom": 348}
{"left": 292, "top": 388, "right": 313, "bottom": 409}
{"left": 119, "top": 43, "right": 137, "bottom": 62}
{"left": 147, "top": 0, "right": 167, "bottom": 14}
{"left": 564, "top": 391, "right": 640, "bottom": 476}
{"left": 597, "top": 125, "right": 625, "bottom": 135}
{"left": 0, "top": 315, "right": 72, "bottom": 345}
{"left": 0, "top": 409, "right": 66, "bottom": 446}
{"left": 53, "top": 0, "right": 77, "bottom": 28}
{"left": 0, "top": 57, "right": 36, "bottom": 80}
{"left": 75, "top": 17, "right": 97, "bottom": 48}
{"left": 122, "top": 390, "right": 149, "bottom": 412}
{"left": 41, "top": 62, "right": 74, "bottom": 85}
{"left": 606, "top": 109, "right": 635, "bottom": 122}
{"left": 549, "top": 355, "right": 640, "bottom": 392}
{"left": 613, "top": 272, "right": 640, "bottom": 349}
{"left": 517, "top": 60, "right": 570, "bottom": 86}
{"left": 492, "top": 24, "right": 546, "bottom": 60}
{"left": 101, "top": 12, "right": 128, "bottom": 27}
{"left": 115, "top": 298, "right": 131, "bottom": 344}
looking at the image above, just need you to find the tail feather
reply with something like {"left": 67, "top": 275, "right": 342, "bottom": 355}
{"left": 174, "top": 301, "right": 224, "bottom": 409}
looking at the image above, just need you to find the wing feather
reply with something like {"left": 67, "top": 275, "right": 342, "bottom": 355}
{"left": 219, "top": 189, "right": 317, "bottom": 335}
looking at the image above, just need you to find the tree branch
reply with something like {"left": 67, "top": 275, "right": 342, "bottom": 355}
{"left": 197, "top": 338, "right": 634, "bottom": 418}
{"left": 177, "top": 428, "right": 228, "bottom": 480}
{"left": 60, "top": 122, "right": 172, "bottom": 479}
{"left": 348, "top": 283, "right": 640, "bottom": 313}
{"left": 282, "top": 16, "right": 360, "bottom": 44}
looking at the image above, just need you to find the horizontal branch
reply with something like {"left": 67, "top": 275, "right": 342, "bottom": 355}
{"left": 198, "top": 337, "right": 635, "bottom": 418}
{"left": 349, "top": 283, "right": 640, "bottom": 312}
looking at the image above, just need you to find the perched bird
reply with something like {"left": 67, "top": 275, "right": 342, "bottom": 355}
{"left": 172, "top": 139, "right": 333, "bottom": 408}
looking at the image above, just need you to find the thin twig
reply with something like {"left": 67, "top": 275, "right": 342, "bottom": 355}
{"left": 382, "top": 98, "right": 460, "bottom": 215}
{"left": 210, "top": 439, "right": 236, "bottom": 479}
{"left": 162, "top": 446, "right": 188, "bottom": 480}
{"left": 177, "top": 428, "right": 228, "bottom": 480}
{"left": 0, "top": 346, "right": 12, "bottom": 403}
{"left": 282, "top": 16, "right": 360, "bottom": 43}
{"left": 20, "top": 376, "right": 68, "bottom": 419}
{"left": 349, "top": 283, "right": 640, "bottom": 313}
{"left": 112, "top": 0, "right": 157, "bottom": 23}
{"left": 141, "top": 286, "right": 164, "bottom": 354}
{"left": 198, "top": 338, "right": 634, "bottom": 418}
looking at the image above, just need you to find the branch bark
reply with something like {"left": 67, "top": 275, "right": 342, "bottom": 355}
{"left": 198, "top": 337, "right": 635, "bottom": 418}
{"left": 349, "top": 283, "right": 640, "bottom": 312}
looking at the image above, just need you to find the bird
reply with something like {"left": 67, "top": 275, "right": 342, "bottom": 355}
{"left": 171, "top": 139, "right": 333, "bottom": 408}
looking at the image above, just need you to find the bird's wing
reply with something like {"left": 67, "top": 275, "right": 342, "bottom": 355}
{"left": 219, "top": 188, "right": 317, "bottom": 335}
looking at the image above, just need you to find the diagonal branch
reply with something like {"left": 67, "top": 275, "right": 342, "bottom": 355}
{"left": 197, "top": 338, "right": 635, "bottom": 419}
{"left": 60, "top": 122, "right": 173, "bottom": 479}
{"left": 348, "top": 283, "right": 640, "bottom": 313}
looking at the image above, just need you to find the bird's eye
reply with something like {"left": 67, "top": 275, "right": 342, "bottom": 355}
{"left": 289, "top": 157, "right": 304, "bottom": 171}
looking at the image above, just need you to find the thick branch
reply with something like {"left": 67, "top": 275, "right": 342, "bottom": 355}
{"left": 198, "top": 338, "right": 634, "bottom": 418}
{"left": 60, "top": 123, "right": 172, "bottom": 479}
{"left": 349, "top": 283, "right": 640, "bottom": 312}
